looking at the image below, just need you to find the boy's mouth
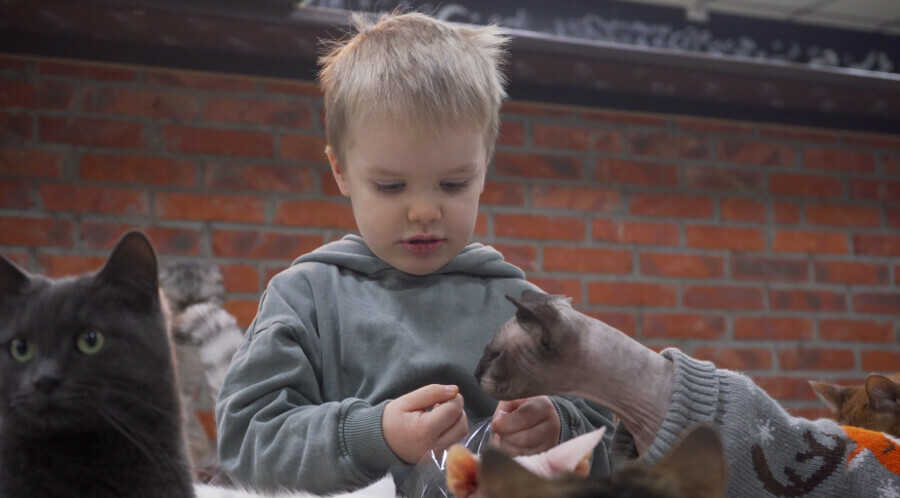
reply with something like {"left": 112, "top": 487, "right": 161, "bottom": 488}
{"left": 402, "top": 236, "right": 445, "bottom": 254}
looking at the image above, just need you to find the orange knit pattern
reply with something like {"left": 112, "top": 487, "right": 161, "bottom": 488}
{"left": 842, "top": 426, "right": 900, "bottom": 474}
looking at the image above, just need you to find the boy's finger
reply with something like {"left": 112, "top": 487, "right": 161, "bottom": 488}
{"left": 399, "top": 384, "right": 460, "bottom": 412}
{"left": 494, "top": 398, "right": 526, "bottom": 416}
{"left": 424, "top": 392, "right": 465, "bottom": 429}
{"left": 492, "top": 398, "right": 548, "bottom": 434}
{"left": 434, "top": 410, "right": 469, "bottom": 451}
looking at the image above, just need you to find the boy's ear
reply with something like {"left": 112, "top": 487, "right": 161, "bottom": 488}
{"left": 326, "top": 149, "right": 351, "bottom": 197}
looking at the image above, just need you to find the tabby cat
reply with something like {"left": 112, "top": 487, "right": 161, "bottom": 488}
{"left": 0, "top": 231, "right": 394, "bottom": 498}
{"left": 810, "top": 372, "right": 900, "bottom": 438}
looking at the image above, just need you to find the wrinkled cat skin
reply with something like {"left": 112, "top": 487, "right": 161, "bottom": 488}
{"left": 810, "top": 372, "right": 900, "bottom": 438}
{"left": 475, "top": 290, "right": 674, "bottom": 455}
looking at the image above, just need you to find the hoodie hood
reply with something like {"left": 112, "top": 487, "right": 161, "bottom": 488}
{"left": 293, "top": 235, "right": 525, "bottom": 279}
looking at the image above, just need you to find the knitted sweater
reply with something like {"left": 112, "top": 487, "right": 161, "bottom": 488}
{"left": 610, "top": 349, "right": 900, "bottom": 497}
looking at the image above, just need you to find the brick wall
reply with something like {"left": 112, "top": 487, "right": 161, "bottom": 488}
{"left": 1, "top": 54, "right": 898, "bottom": 417}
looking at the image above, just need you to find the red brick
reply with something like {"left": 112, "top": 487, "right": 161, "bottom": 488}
{"left": 225, "top": 299, "right": 262, "bottom": 329}
{"left": 814, "top": 261, "right": 889, "bottom": 285}
{"left": 502, "top": 101, "right": 571, "bottom": 118}
{"left": 494, "top": 152, "right": 583, "bottom": 180}
{"left": 819, "top": 319, "right": 893, "bottom": 343}
{"left": 81, "top": 222, "right": 142, "bottom": 250}
{"left": 0, "top": 80, "right": 36, "bottom": 108}
{"left": 532, "top": 185, "right": 620, "bottom": 211}
{"left": 861, "top": 351, "right": 900, "bottom": 372}
{"left": 0, "top": 56, "right": 29, "bottom": 73}
{"left": 0, "top": 113, "right": 33, "bottom": 143}
{"left": 791, "top": 407, "right": 833, "bottom": 419}
{"left": 480, "top": 181, "right": 525, "bottom": 206}
{"left": 475, "top": 213, "right": 488, "bottom": 237}
{"left": 80, "top": 154, "right": 196, "bottom": 187}
{"left": 41, "top": 116, "right": 145, "bottom": 149}
{"left": 842, "top": 133, "right": 900, "bottom": 150}
{"left": 770, "top": 289, "right": 846, "bottom": 312}
{"left": 630, "top": 194, "right": 714, "bottom": 219}
{"left": 220, "top": 264, "right": 260, "bottom": 294}
{"left": 683, "top": 285, "right": 764, "bottom": 310}
{"left": 885, "top": 155, "right": 900, "bottom": 177}
{"left": 768, "top": 173, "right": 842, "bottom": 198}
{"left": 773, "top": 230, "right": 848, "bottom": 254}
{"left": 595, "top": 158, "right": 678, "bottom": 187}
{"left": 82, "top": 87, "right": 198, "bottom": 120}
{"left": 0, "top": 179, "right": 31, "bottom": 208}
{"left": 280, "top": 133, "right": 327, "bottom": 163}
{"left": 40, "top": 185, "right": 148, "bottom": 215}
{"left": 205, "top": 163, "right": 314, "bottom": 193}
{"left": 491, "top": 243, "right": 537, "bottom": 272}
{"left": 164, "top": 126, "right": 273, "bottom": 158}
{"left": 528, "top": 277, "right": 582, "bottom": 302}
{"left": 628, "top": 132, "right": 709, "bottom": 159}
{"left": 694, "top": 347, "right": 771, "bottom": 370}
{"left": 587, "top": 281, "right": 677, "bottom": 307}
{"left": 734, "top": 316, "right": 813, "bottom": 340}
{"left": 204, "top": 98, "right": 313, "bottom": 128}
{"left": 760, "top": 126, "right": 838, "bottom": 143}
{"left": 675, "top": 117, "right": 757, "bottom": 136}
{"left": 497, "top": 121, "right": 525, "bottom": 146}
{"left": 38, "top": 61, "right": 136, "bottom": 81}
{"left": 806, "top": 204, "right": 880, "bottom": 227}
{"left": 731, "top": 256, "right": 808, "bottom": 282}
{"left": 721, "top": 198, "right": 766, "bottom": 223}
{"left": 779, "top": 348, "right": 854, "bottom": 370}
{"left": 36, "top": 81, "right": 76, "bottom": 110}
{"left": 593, "top": 130, "right": 624, "bottom": 153}
{"left": 684, "top": 166, "right": 763, "bottom": 192}
{"left": 1, "top": 251, "right": 29, "bottom": 268}
{"left": 774, "top": 202, "right": 801, "bottom": 225}
{"left": 0, "top": 147, "right": 64, "bottom": 178}
{"left": 685, "top": 225, "right": 765, "bottom": 251}
{"left": 212, "top": 230, "right": 323, "bottom": 260}
{"left": 543, "top": 246, "right": 632, "bottom": 274}
{"left": 37, "top": 254, "right": 106, "bottom": 278}
{"left": 263, "top": 80, "right": 321, "bottom": 97}
{"left": 639, "top": 252, "right": 723, "bottom": 279}
{"left": 852, "top": 292, "right": 900, "bottom": 314}
{"left": 532, "top": 124, "right": 591, "bottom": 150}
{"left": 144, "top": 227, "right": 202, "bottom": 255}
{"left": 593, "top": 220, "right": 680, "bottom": 246}
{"left": 753, "top": 376, "right": 820, "bottom": 401}
{"left": 145, "top": 70, "right": 256, "bottom": 92}
{"left": 642, "top": 313, "right": 725, "bottom": 339}
{"left": 854, "top": 234, "right": 900, "bottom": 257}
{"left": 0, "top": 217, "right": 73, "bottom": 247}
{"left": 849, "top": 179, "right": 900, "bottom": 202}
{"left": 493, "top": 214, "right": 584, "bottom": 241}
{"left": 803, "top": 147, "right": 876, "bottom": 173}
{"left": 275, "top": 200, "right": 357, "bottom": 230}
{"left": 581, "top": 310, "right": 637, "bottom": 336}
{"left": 155, "top": 193, "right": 265, "bottom": 222}
{"left": 582, "top": 109, "right": 667, "bottom": 127}
{"left": 716, "top": 139, "right": 794, "bottom": 167}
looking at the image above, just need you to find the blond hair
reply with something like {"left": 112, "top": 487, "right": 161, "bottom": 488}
{"left": 318, "top": 11, "right": 509, "bottom": 162}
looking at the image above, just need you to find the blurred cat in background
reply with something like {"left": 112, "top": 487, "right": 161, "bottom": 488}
{"left": 810, "top": 372, "right": 900, "bottom": 438}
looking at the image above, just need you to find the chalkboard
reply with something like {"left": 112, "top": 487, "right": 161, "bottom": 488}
{"left": 300, "top": 0, "right": 899, "bottom": 76}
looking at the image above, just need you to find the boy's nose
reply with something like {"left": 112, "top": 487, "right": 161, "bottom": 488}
{"left": 408, "top": 198, "right": 441, "bottom": 224}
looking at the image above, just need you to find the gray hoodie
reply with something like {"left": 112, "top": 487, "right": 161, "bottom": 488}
{"left": 216, "top": 235, "right": 608, "bottom": 494}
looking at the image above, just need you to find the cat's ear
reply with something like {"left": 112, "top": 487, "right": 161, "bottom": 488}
{"left": 0, "top": 254, "right": 31, "bottom": 308}
{"left": 810, "top": 381, "right": 852, "bottom": 412}
{"left": 865, "top": 375, "right": 900, "bottom": 411}
{"left": 654, "top": 425, "right": 727, "bottom": 498}
{"left": 478, "top": 448, "right": 554, "bottom": 498}
{"left": 505, "top": 291, "right": 564, "bottom": 346}
{"left": 96, "top": 230, "right": 159, "bottom": 299}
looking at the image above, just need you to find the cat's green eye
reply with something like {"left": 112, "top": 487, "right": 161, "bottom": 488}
{"left": 9, "top": 338, "right": 35, "bottom": 363}
{"left": 76, "top": 329, "right": 106, "bottom": 355}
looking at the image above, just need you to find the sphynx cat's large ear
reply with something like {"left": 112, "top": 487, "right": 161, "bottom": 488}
{"left": 865, "top": 375, "right": 900, "bottom": 411}
{"left": 809, "top": 380, "right": 851, "bottom": 413}
{"left": 654, "top": 425, "right": 727, "bottom": 498}
{"left": 0, "top": 254, "right": 31, "bottom": 309}
{"left": 96, "top": 230, "right": 159, "bottom": 301}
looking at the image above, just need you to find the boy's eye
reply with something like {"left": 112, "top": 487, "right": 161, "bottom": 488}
{"left": 441, "top": 180, "right": 469, "bottom": 192}
{"left": 374, "top": 182, "right": 404, "bottom": 193}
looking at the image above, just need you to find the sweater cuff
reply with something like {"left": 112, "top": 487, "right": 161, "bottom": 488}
{"left": 611, "top": 348, "right": 720, "bottom": 465}
{"left": 549, "top": 396, "right": 574, "bottom": 443}
{"left": 341, "top": 400, "right": 406, "bottom": 476}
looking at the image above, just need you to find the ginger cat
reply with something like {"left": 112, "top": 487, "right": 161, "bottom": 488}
{"left": 810, "top": 373, "right": 900, "bottom": 438}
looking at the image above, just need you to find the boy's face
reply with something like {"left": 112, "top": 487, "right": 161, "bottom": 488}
{"left": 329, "top": 121, "right": 487, "bottom": 275}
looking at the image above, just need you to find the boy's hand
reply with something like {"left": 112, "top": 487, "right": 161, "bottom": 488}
{"left": 490, "top": 396, "right": 561, "bottom": 456}
{"left": 382, "top": 384, "right": 468, "bottom": 464}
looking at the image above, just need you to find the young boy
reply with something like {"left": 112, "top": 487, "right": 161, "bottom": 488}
{"left": 215, "top": 11, "right": 610, "bottom": 494}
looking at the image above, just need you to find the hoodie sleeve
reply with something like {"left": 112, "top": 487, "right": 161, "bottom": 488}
{"left": 215, "top": 281, "right": 404, "bottom": 494}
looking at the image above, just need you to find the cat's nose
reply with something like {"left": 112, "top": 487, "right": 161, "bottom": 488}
{"left": 33, "top": 374, "right": 61, "bottom": 394}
